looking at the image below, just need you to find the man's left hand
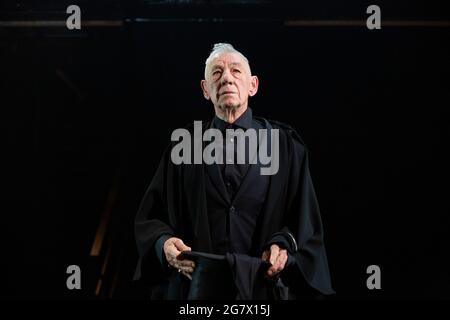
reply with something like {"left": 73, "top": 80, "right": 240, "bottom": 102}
{"left": 261, "top": 244, "right": 288, "bottom": 277}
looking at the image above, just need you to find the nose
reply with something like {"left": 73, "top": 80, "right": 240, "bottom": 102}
{"left": 220, "top": 68, "right": 233, "bottom": 85}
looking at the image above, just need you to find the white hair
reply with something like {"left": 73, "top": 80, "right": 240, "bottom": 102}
{"left": 204, "top": 43, "right": 251, "bottom": 78}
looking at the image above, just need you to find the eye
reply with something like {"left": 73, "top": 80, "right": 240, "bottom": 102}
{"left": 233, "top": 69, "right": 241, "bottom": 73}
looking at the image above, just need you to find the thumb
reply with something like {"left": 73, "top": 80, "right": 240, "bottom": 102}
{"left": 173, "top": 238, "right": 191, "bottom": 251}
{"left": 269, "top": 245, "right": 279, "bottom": 265}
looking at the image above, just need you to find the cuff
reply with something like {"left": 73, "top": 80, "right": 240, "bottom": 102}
{"left": 265, "top": 231, "right": 298, "bottom": 254}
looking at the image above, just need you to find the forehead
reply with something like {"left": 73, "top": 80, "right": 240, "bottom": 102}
{"left": 208, "top": 52, "right": 247, "bottom": 69}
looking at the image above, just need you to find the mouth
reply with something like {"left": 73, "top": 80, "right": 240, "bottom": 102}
{"left": 219, "top": 91, "right": 236, "bottom": 96}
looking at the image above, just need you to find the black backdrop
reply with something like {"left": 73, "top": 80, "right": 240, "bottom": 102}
{"left": 1, "top": 0, "right": 449, "bottom": 299}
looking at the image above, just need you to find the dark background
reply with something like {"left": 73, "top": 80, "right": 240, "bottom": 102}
{"left": 1, "top": 0, "right": 449, "bottom": 299}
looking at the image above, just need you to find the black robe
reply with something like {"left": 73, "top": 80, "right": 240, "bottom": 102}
{"left": 134, "top": 117, "right": 335, "bottom": 299}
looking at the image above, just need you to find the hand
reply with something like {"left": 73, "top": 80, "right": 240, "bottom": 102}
{"left": 261, "top": 244, "right": 288, "bottom": 278}
{"left": 163, "top": 237, "right": 195, "bottom": 280}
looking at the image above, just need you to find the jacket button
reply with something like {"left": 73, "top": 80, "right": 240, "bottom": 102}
{"left": 229, "top": 206, "right": 235, "bottom": 213}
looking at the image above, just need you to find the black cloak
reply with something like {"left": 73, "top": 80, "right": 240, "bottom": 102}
{"left": 134, "top": 117, "right": 335, "bottom": 299}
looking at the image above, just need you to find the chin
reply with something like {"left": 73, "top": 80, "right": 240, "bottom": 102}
{"left": 221, "top": 101, "right": 240, "bottom": 110}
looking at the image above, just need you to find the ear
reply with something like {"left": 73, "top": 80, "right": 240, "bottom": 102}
{"left": 200, "top": 80, "right": 210, "bottom": 100}
{"left": 248, "top": 75, "right": 259, "bottom": 97}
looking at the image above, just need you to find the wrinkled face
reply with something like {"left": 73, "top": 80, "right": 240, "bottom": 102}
{"left": 201, "top": 52, "right": 258, "bottom": 112}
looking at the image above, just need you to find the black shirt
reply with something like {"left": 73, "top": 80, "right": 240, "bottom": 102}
{"left": 212, "top": 107, "right": 264, "bottom": 201}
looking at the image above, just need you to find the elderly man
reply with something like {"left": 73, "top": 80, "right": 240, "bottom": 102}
{"left": 134, "top": 43, "right": 334, "bottom": 299}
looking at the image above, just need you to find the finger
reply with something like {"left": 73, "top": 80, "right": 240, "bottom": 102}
{"left": 166, "top": 245, "right": 182, "bottom": 261}
{"left": 266, "top": 267, "right": 276, "bottom": 277}
{"left": 267, "top": 263, "right": 279, "bottom": 276}
{"left": 172, "top": 258, "right": 195, "bottom": 269}
{"left": 176, "top": 263, "right": 194, "bottom": 274}
{"left": 181, "top": 271, "right": 192, "bottom": 280}
{"left": 167, "top": 254, "right": 181, "bottom": 268}
{"left": 272, "top": 250, "right": 288, "bottom": 272}
{"left": 183, "top": 266, "right": 194, "bottom": 274}
{"left": 279, "top": 252, "right": 288, "bottom": 271}
{"left": 167, "top": 258, "right": 181, "bottom": 269}
{"left": 176, "top": 265, "right": 194, "bottom": 273}
{"left": 267, "top": 251, "right": 287, "bottom": 276}
{"left": 168, "top": 251, "right": 186, "bottom": 268}
{"left": 269, "top": 245, "right": 280, "bottom": 265}
{"left": 274, "top": 252, "right": 288, "bottom": 274}
{"left": 177, "top": 259, "right": 196, "bottom": 269}
{"left": 164, "top": 238, "right": 181, "bottom": 254}
{"left": 173, "top": 239, "right": 191, "bottom": 252}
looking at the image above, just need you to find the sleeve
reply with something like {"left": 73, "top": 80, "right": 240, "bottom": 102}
{"left": 278, "top": 131, "right": 335, "bottom": 296}
{"left": 264, "top": 230, "right": 298, "bottom": 254}
{"left": 133, "top": 146, "right": 177, "bottom": 284}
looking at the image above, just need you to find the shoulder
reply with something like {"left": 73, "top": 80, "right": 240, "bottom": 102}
{"left": 255, "top": 117, "right": 307, "bottom": 148}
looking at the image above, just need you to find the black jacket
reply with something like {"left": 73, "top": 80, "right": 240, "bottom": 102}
{"left": 134, "top": 117, "right": 335, "bottom": 299}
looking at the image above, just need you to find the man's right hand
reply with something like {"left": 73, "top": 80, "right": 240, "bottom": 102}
{"left": 163, "top": 237, "right": 195, "bottom": 280}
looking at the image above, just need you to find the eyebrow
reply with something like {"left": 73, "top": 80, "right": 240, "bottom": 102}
{"left": 210, "top": 62, "right": 244, "bottom": 71}
{"left": 211, "top": 65, "right": 223, "bottom": 71}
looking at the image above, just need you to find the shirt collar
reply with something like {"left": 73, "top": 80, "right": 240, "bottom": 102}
{"left": 213, "top": 107, "right": 253, "bottom": 131}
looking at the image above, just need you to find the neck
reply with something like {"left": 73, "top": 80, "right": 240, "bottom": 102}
{"left": 215, "top": 104, "right": 248, "bottom": 123}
